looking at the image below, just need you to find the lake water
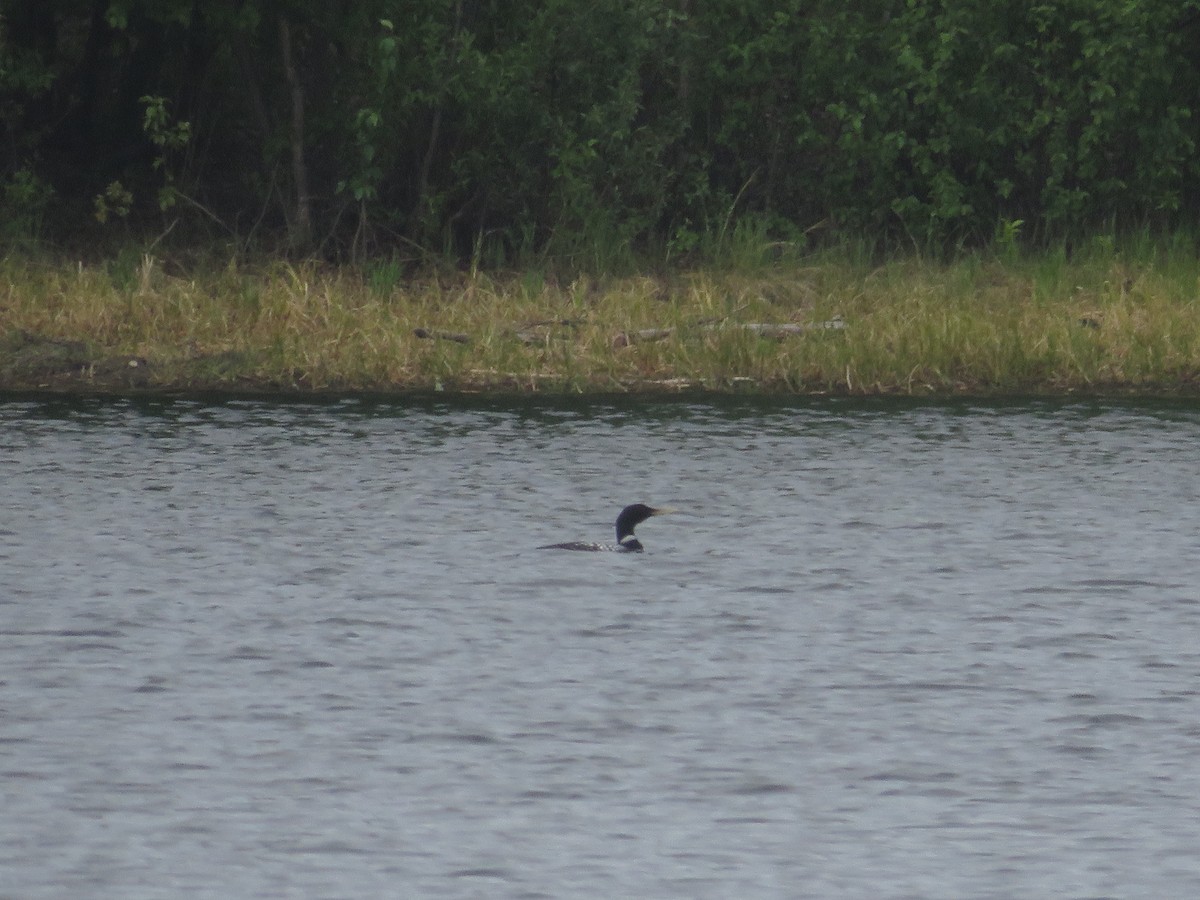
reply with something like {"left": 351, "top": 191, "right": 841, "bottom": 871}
{"left": 3, "top": 394, "right": 1200, "bottom": 898}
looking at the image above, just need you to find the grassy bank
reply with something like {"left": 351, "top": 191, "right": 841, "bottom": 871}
{"left": 2, "top": 240, "right": 1200, "bottom": 395}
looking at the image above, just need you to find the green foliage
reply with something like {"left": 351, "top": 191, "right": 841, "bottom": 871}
{"left": 94, "top": 182, "right": 134, "bottom": 225}
{"left": 140, "top": 95, "right": 191, "bottom": 211}
{"left": 1, "top": 167, "right": 54, "bottom": 240}
{"left": 364, "top": 255, "right": 404, "bottom": 296}
{"left": 4, "top": 0, "right": 1200, "bottom": 261}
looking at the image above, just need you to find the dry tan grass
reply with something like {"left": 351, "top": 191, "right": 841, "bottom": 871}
{"left": 2, "top": 248, "right": 1198, "bottom": 394}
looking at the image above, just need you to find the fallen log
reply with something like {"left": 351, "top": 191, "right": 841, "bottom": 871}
{"left": 612, "top": 318, "right": 845, "bottom": 347}
{"left": 413, "top": 327, "right": 470, "bottom": 344}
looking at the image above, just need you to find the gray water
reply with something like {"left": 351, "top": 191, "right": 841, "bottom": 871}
{"left": 3, "top": 395, "right": 1200, "bottom": 899}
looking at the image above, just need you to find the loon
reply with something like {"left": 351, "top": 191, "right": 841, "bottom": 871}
{"left": 539, "top": 503, "right": 672, "bottom": 552}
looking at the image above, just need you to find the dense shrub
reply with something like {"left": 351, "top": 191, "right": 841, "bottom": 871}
{"left": 1, "top": 0, "right": 1198, "bottom": 260}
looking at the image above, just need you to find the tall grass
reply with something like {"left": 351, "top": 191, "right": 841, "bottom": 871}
{"left": 2, "top": 235, "right": 1199, "bottom": 393}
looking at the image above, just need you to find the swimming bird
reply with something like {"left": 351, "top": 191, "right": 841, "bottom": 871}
{"left": 539, "top": 503, "right": 672, "bottom": 552}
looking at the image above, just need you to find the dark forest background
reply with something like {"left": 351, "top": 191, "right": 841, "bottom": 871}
{"left": 4, "top": 1, "right": 1200, "bottom": 265}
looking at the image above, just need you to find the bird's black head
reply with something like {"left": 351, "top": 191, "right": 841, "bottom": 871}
{"left": 615, "top": 503, "right": 667, "bottom": 545}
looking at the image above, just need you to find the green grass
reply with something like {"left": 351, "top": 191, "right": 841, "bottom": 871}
{"left": 2, "top": 238, "right": 1199, "bottom": 394}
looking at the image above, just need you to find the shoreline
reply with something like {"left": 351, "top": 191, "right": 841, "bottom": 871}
{"left": 5, "top": 338, "right": 1198, "bottom": 399}
{"left": 3, "top": 249, "right": 1199, "bottom": 399}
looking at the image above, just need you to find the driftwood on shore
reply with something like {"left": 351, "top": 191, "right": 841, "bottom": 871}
{"left": 513, "top": 319, "right": 584, "bottom": 345}
{"left": 611, "top": 318, "right": 846, "bottom": 347}
{"left": 413, "top": 327, "right": 471, "bottom": 344}
{"left": 414, "top": 317, "right": 845, "bottom": 349}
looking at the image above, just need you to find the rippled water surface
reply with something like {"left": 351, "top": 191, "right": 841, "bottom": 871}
{"left": 3, "top": 394, "right": 1200, "bottom": 898}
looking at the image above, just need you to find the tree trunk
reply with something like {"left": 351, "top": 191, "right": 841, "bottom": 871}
{"left": 413, "top": 0, "right": 464, "bottom": 230}
{"left": 278, "top": 16, "right": 311, "bottom": 249}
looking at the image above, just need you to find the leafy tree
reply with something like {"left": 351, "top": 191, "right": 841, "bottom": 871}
{"left": 2, "top": 0, "right": 1200, "bottom": 259}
